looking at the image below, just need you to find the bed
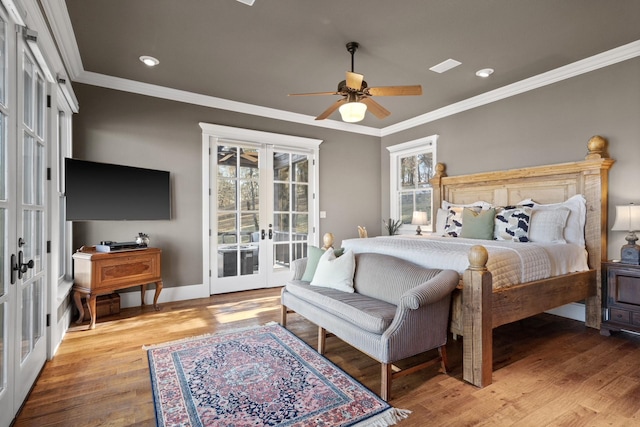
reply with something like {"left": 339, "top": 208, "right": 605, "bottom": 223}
{"left": 327, "top": 135, "right": 614, "bottom": 388}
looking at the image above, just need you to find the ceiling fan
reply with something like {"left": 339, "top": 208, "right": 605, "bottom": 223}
{"left": 288, "top": 42, "right": 423, "bottom": 123}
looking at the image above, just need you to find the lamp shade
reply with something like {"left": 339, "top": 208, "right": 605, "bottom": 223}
{"left": 339, "top": 102, "right": 367, "bottom": 123}
{"left": 411, "top": 211, "right": 429, "bottom": 225}
{"left": 611, "top": 204, "right": 640, "bottom": 231}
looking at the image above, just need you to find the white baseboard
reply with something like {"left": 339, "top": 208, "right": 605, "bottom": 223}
{"left": 545, "top": 302, "right": 586, "bottom": 322}
{"left": 119, "top": 283, "right": 209, "bottom": 308}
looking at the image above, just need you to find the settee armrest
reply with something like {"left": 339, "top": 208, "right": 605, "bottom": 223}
{"left": 400, "top": 269, "right": 459, "bottom": 310}
{"left": 291, "top": 258, "right": 308, "bottom": 280}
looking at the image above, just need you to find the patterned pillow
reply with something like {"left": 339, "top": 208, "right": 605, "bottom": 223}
{"left": 494, "top": 205, "right": 533, "bottom": 242}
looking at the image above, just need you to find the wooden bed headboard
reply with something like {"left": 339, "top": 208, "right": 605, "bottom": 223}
{"left": 430, "top": 136, "right": 614, "bottom": 271}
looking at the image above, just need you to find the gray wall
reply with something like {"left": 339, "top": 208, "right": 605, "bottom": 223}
{"left": 382, "top": 57, "right": 640, "bottom": 260}
{"left": 71, "top": 84, "right": 381, "bottom": 288}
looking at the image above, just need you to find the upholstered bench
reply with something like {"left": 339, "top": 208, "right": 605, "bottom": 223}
{"left": 281, "top": 250, "right": 459, "bottom": 400}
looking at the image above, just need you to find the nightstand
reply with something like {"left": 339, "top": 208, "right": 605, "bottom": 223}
{"left": 601, "top": 261, "right": 640, "bottom": 336}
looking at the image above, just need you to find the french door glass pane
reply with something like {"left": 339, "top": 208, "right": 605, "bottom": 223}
{"left": 0, "top": 18, "right": 5, "bottom": 105}
{"left": 21, "top": 283, "right": 32, "bottom": 361}
{"left": 293, "top": 184, "right": 308, "bottom": 212}
{"left": 0, "top": 208, "right": 4, "bottom": 297}
{"left": 35, "top": 75, "right": 44, "bottom": 137}
{"left": 22, "top": 133, "right": 34, "bottom": 204}
{"left": 293, "top": 155, "right": 308, "bottom": 182}
{"left": 274, "top": 183, "right": 289, "bottom": 211}
{"left": 0, "top": 115, "right": 5, "bottom": 200}
{"left": 23, "top": 56, "right": 33, "bottom": 129}
{"left": 0, "top": 303, "right": 4, "bottom": 390}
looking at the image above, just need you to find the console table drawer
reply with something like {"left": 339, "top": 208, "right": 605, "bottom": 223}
{"left": 94, "top": 254, "right": 160, "bottom": 291}
{"left": 609, "top": 308, "right": 630, "bottom": 324}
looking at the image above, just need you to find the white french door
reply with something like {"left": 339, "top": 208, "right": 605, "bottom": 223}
{"left": 0, "top": 13, "right": 49, "bottom": 426}
{"left": 201, "top": 124, "right": 321, "bottom": 295}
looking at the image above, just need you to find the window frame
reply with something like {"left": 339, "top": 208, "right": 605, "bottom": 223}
{"left": 387, "top": 135, "right": 438, "bottom": 234}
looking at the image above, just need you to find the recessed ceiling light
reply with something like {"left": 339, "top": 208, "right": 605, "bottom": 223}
{"left": 476, "top": 68, "right": 494, "bottom": 78}
{"left": 140, "top": 55, "right": 159, "bottom": 67}
{"left": 429, "top": 59, "right": 461, "bottom": 74}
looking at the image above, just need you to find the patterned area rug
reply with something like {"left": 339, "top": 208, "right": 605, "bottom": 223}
{"left": 146, "top": 323, "right": 410, "bottom": 427}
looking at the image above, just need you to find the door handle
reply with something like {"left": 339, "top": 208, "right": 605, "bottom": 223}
{"left": 268, "top": 229, "right": 273, "bottom": 240}
{"left": 10, "top": 253, "right": 17, "bottom": 284}
{"left": 16, "top": 250, "right": 34, "bottom": 280}
{"left": 261, "top": 229, "right": 266, "bottom": 240}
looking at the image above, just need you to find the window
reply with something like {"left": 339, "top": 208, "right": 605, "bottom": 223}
{"left": 387, "top": 135, "right": 437, "bottom": 233}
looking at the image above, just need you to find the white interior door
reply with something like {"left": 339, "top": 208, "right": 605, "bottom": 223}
{"left": 201, "top": 124, "right": 321, "bottom": 296}
{"left": 0, "top": 17, "right": 48, "bottom": 425}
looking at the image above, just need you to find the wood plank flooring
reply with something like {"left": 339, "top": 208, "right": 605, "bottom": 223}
{"left": 13, "top": 288, "right": 640, "bottom": 426}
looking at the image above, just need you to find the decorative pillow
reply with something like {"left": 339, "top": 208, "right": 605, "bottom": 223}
{"left": 529, "top": 207, "right": 571, "bottom": 243}
{"left": 520, "top": 195, "right": 587, "bottom": 246}
{"left": 310, "top": 248, "right": 355, "bottom": 293}
{"left": 494, "top": 205, "right": 533, "bottom": 242}
{"left": 302, "top": 246, "right": 346, "bottom": 282}
{"left": 436, "top": 208, "right": 448, "bottom": 236}
{"left": 461, "top": 207, "right": 496, "bottom": 240}
{"left": 443, "top": 206, "right": 483, "bottom": 237}
{"left": 301, "top": 245, "right": 324, "bottom": 281}
{"left": 443, "top": 207, "right": 464, "bottom": 237}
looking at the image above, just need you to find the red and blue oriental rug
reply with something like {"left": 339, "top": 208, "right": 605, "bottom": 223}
{"left": 146, "top": 322, "right": 409, "bottom": 426}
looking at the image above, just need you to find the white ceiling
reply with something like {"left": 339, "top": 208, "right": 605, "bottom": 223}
{"left": 54, "top": 0, "right": 640, "bottom": 135}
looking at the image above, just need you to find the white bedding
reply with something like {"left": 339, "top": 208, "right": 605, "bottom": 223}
{"left": 341, "top": 235, "right": 589, "bottom": 289}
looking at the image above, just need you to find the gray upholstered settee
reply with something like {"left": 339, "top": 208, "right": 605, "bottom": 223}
{"left": 280, "top": 252, "right": 459, "bottom": 400}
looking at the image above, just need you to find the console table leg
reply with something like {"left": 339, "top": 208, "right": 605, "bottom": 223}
{"left": 141, "top": 283, "right": 148, "bottom": 306}
{"left": 73, "top": 291, "right": 85, "bottom": 324}
{"left": 87, "top": 295, "right": 97, "bottom": 330}
{"left": 153, "top": 280, "right": 163, "bottom": 311}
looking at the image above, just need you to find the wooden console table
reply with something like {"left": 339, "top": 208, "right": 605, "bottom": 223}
{"left": 72, "top": 246, "right": 163, "bottom": 329}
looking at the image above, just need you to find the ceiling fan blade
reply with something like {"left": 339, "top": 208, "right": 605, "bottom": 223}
{"left": 367, "top": 85, "right": 423, "bottom": 96}
{"left": 360, "top": 97, "right": 391, "bottom": 119}
{"left": 346, "top": 71, "right": 364, "bottom": 90}
{"left": 315, "top": 98, "right": 347, "bottom": 120}
{"left": 288, "top": 91, "right": 339, "bottom": 97}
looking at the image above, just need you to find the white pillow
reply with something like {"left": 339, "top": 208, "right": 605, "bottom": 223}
{"left": 520, "top": 195, "right": 587, "bottom": 246}
{"left": 310, "top": 248, "right": 355, "bottom": 293}
{"left": 528, "top": 207, "right": 571, "bottom": 243}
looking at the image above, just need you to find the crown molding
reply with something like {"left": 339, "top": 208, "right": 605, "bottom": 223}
{"left": 43, "top": 1, "right": 639, "bottom": 138}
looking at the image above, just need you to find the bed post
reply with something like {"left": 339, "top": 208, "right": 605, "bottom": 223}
{"left": 583, "top": 135, "right": 614, "bottom": 329}
{"left": 431, "top": 163, "right": 446, "bottom": 218}
{"left": 463, "top": 245, "right": 493, "bottom": 387}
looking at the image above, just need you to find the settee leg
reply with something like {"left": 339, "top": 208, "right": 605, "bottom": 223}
{"left": 439, "top": 345, "right": 449, "bottom": 373}
{"left": 381, "top": 363, "right": 392, "bottom": 401}
{"left": 318, "top": 326, "right": 326, "bottom": 354}
{"left": 280, "top": 305, "right": 287, "bottom": 327}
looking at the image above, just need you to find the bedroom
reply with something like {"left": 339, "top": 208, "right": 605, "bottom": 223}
{"left": 2, "top": 0, "right": 640, "bottom": 425}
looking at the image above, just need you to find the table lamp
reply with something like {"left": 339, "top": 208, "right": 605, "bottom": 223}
{"left": 611, "top": 203, "right": 640, "bottom": 264}
{"left": 411, "top": 211, "right": 429, "bottom": 236}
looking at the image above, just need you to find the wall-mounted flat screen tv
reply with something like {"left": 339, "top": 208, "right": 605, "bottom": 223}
{"left": 65, "top": 158, "right": 171, "bottom": 221}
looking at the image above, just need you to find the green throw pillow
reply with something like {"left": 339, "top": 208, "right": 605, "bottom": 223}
{"left": 301, "top": 246, "right": 345, "bottom": 281}
{"left": 461, "top": 207, "right": 496, "bottom": 240}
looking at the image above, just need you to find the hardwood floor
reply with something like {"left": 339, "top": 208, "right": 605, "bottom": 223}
{"left": 13, "top": 288, "right": 640, "bottom": 426}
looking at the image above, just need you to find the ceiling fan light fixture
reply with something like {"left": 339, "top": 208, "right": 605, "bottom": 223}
{"left": 339, "top": 101, "right": 367, "bottom": 123}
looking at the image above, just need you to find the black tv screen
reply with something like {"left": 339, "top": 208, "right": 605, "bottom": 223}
{"left": 65, "top": 158, "right": 171, "bottom": 221}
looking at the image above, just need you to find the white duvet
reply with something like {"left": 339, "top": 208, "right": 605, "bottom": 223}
{"left": 341, "top": 235, "right": 589, "bottom": 289}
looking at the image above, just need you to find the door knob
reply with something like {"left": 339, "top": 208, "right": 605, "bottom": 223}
{"left": 15, "top": 250, "right": 34, "bottom": 280}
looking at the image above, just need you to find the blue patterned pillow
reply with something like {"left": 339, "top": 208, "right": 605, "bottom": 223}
{"left": 494, "top": 205, "right": 533, "bottom": 242}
